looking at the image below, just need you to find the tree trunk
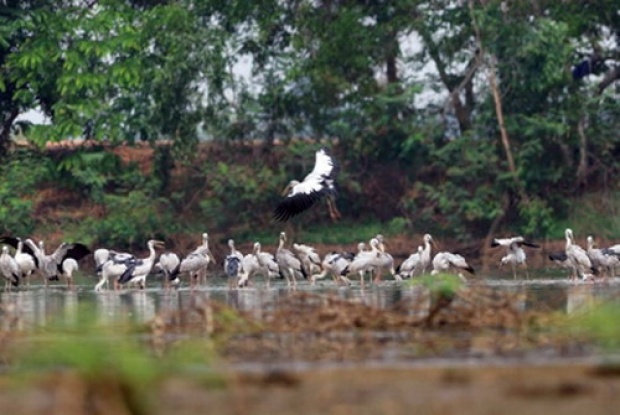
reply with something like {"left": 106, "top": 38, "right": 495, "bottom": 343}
{"left": 0, "top": 107, "right": 19, "bottom": 158}
{"left": 481, "top": 193, "right": 509, "bottom": 274}
{"left": 576, "top": 115, "right": 588, "bottom": 187}
{"left": 487, "top": 57, "right": 528, "bottom": 203}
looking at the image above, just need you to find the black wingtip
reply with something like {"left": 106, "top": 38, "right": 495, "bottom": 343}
{"left": 523, "top": 242, "right": 541, "bottom": 248}
{"left": 118, "top": 266, "right": 136, "bottom": 284}
{"left": 548, "top": 252, "right": 568, "bottom": 261}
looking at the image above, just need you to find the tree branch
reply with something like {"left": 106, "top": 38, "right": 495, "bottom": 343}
{"left": 598, "top": 66, "right": 620, "bottom": 95}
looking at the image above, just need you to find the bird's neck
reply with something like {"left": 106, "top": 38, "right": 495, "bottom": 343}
{"left": 147, "top": 244, "right": 157, "bottom": 262}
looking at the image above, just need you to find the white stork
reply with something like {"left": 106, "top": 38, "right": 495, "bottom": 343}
{"left": 245, "top": 242, "right": 280, "bottom": 287}
{"left": 397, "top": 246, "right": 423, "bottom": 279}
{"left": 341, "top": 238, "right": 395, "bottom": 287}
{"left": 61, "top": 258, "right": 79, "bottom": 288}
{"left": 160, "top": 233, "right": 216, "bottom": 289}
{"left": 189, "top": 233, "right": 216, "bottom": 285}
{"left": 180, "top": 252, "right": 212, "bottom": 288}
{"left": 374, "top": 234, "right": 398, "bottom": 282}
{"left": 564, "top": 229, "right": 596, "bottom": 280}
{"left": 491, "top": 236, "right": 540, "bottom": 279}
{"left": 276, "top": 232, "right": 306, "bottom": 286}
{"left": 273, "top": 147, "right": 340, "bottom": 222}
{"left": 311, "top": 251, "right": 354, "bottom": 285}
{"left": 431, "top": 252, "right": 475, "bottom": 280}
{"left": 95, "top": 240, "right": 163, "bottom": 291}
{"left": 238, "top": 253, "right": 260, "bottom": 287}
{"left": 0, "top": 246, "right": 20, "bottom": 291}
{"left": 116, "top": 239, "right": 165, "bottom": 289}
{"left": 94, "top": 251, "right": 136, "bottom": 291}
{"left": 25, "top": 239, "right": 91, "bottom": 286}
{"left": 417, "top": 234, "right": 435, "bottom": 275}
{"left": 293, "top": 243, "right": 322, "bottom": 276}
{"left": 397, "top": 234, "right": 435, "bottom": 279}
{"left": 158, "top": 251, "right": 181, "bottom": 289}
{"left": 2, "top": 237, "right": 37, "bottom": 285}
{"left": 587, "top": 236, "right": 620, "bottom": 278}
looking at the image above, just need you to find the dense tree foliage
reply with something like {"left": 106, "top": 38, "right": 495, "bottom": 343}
{"left": 0, "top": 0, "right": 619, "bottom": 246}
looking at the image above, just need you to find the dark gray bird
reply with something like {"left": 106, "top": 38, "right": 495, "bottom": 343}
{"left": 225, "top": 255, "right": 242, "bottom": 289}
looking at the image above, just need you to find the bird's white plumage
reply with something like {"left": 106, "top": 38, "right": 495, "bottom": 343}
{"left": 565, "top": 229, "right": 594, "bottom": 280}
{"left": 431, "top": 252, "right": 474, "bottom": 277}
{"left": 250, "top": 242, "right": 280, "bottom": 287}
{"left": 14, "top": 238, "right": 36, "bottom": 282}
{"left": 95, "top": 240, "right": 163, "bottom": 290}
{"left": 492, "top": 235, "right": 539, "bottom": 279}
{"left": 311, "top": 251, "right": 353, "bottom": 285}
{"left": 274, "top": 148, "right": 338, "bottom": 221}
{"left": 276, "top": 232, "right": 305, "bottom": 286}
{"left": 0, "top": 246, "right": 20, "bottom": 290}
{"left": 159, "top": 252, "right": 181, "bottom": 286}
{"left": 342, "top": 238, "right": 395, "bottom": 286}
{"left": 398, "top": 246, "right": 423, "bottom": 279}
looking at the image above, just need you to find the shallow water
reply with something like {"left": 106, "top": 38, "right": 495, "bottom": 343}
{"left": 2, "top": 273, "right": 620, "bottom": 329}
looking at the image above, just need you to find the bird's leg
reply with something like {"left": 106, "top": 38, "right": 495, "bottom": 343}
{"left": 327, "top": 197, "right": 341, "bottom": 222}
{"left": 524, "top": 263, "right": 530, "bottom": 280}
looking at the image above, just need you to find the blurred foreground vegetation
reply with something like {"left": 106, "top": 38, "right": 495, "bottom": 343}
{"left": 1, "top": 278, "right": 620, "bottom": 413}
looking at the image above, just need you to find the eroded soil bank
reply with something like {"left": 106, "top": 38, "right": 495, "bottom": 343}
{"left": 4, "top": 363, "right": 620, "bottom": 415}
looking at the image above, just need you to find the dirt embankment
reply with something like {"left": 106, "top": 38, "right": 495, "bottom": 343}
{"left": 30, "top": 141, "right": 578, "bottom": 273}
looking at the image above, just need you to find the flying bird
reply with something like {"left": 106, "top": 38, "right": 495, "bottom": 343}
{"left": 273, "top": 147, "right": 340, "bottom": 222}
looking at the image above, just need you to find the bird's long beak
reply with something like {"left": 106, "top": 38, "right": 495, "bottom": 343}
{"left": 154, "top": 240, "right": 166, "bottom": 248}
{"left": 281, "top": 183, "right": 292, "bottom": 196}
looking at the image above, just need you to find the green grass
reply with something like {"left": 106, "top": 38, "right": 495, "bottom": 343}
{"left": 547, "top": 191, "right": 620, "bottom": 240}
{"left": 234, "top": 217, "right": 408, "bottom": 246}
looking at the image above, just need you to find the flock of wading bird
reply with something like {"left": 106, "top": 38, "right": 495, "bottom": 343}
{"left": 0, "top": 229, "right": 619, "bottom": 291}
{"left": 1, "top": 147, "right": 618, "bottom": 291}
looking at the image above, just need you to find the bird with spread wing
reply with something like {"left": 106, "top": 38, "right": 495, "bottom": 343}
{"left": 273, "top": 147, "right": 340, "bottom": 222}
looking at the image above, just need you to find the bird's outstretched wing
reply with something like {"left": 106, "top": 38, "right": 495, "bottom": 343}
{"left": 65, "top": 243, "right": 92, "bottom": 261}
{"left": 548, "top": 252, "right": 568, "bottom": 261}
{"left": 303, "top": 147, "right": 337, "bottom": 183}
{"left": 273, "top": 148, "right": 338, "bottom": 222}
{"left": 519, "top": 241, "right": 540, "bottom": 248}
{"left": 0, "top": 235, "right": 38, "bottom": 258}
{"left": 274, "top": 190, "right": 324, "bottom": 222}
{"left": 0, "top": 236, "right": 19, "bottom": 249}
